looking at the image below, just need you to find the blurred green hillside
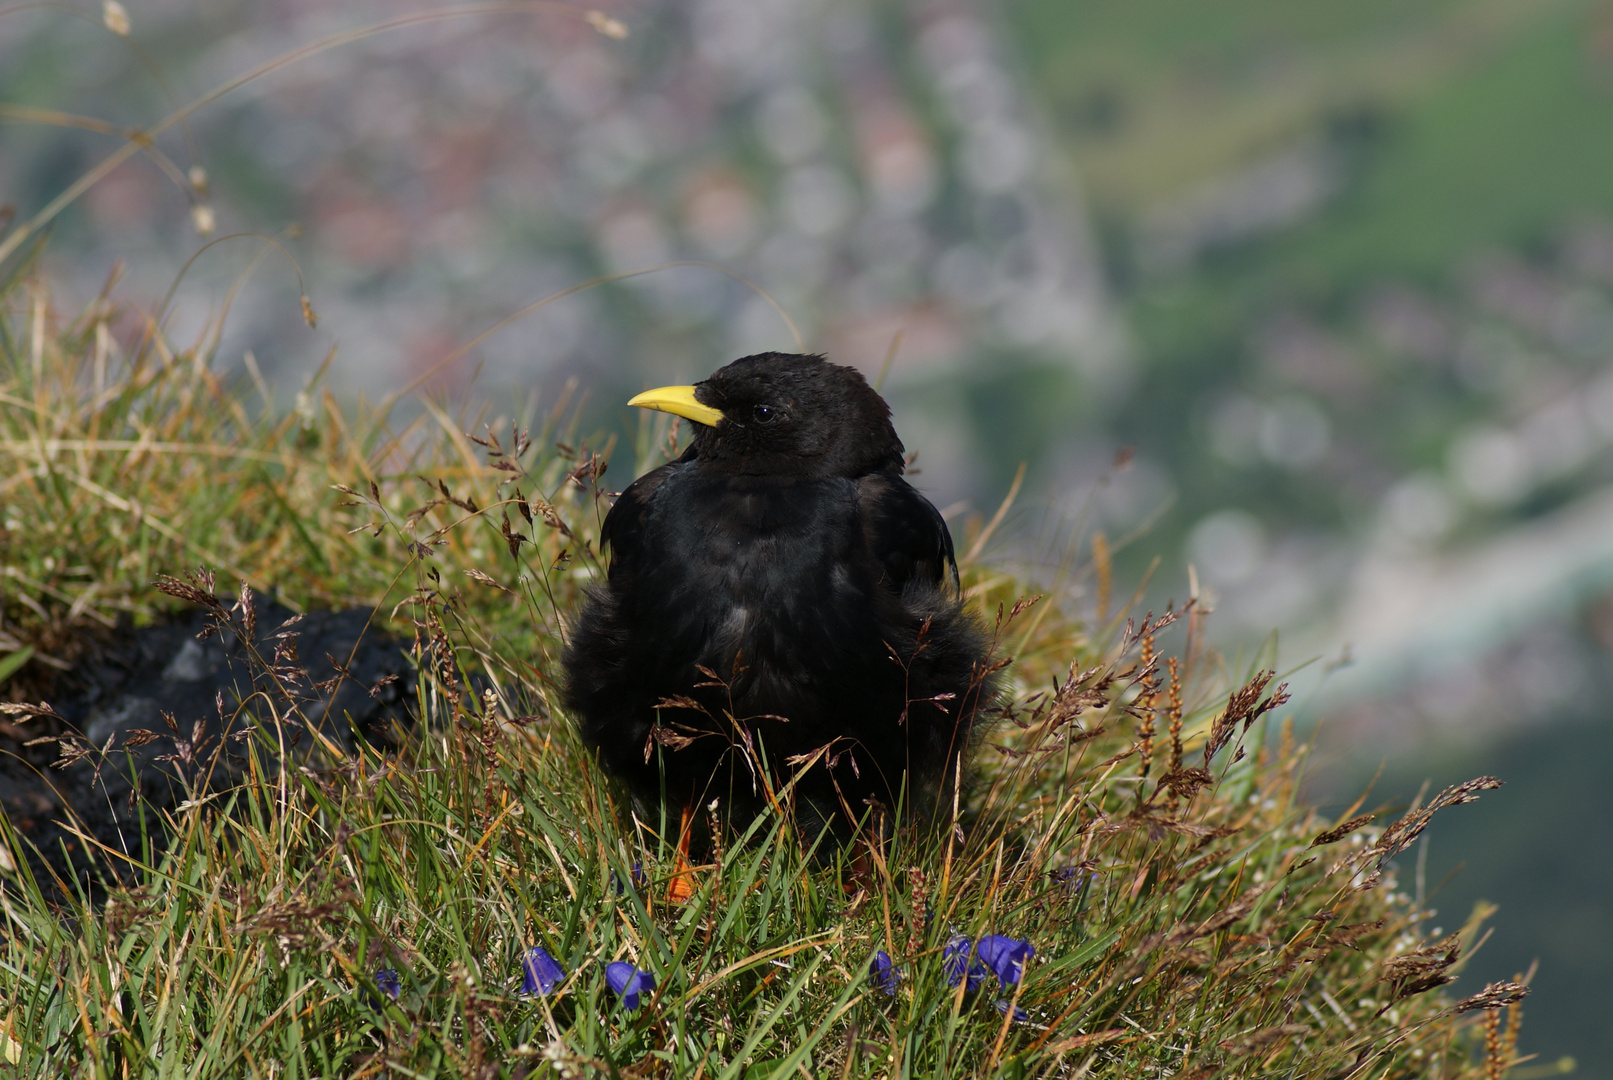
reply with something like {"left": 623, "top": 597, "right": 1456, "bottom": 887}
{"left": 1009, "top": 0, "right": 1613, "bottom": 542}
{"left": 1007, "top": 0, "right": 1613, "bottom": 1074}
{"left": 1017, "top": 0, "right": 1603, "bottom": 271}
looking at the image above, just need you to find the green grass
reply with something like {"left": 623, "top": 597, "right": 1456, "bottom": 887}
{"left": 0, "top": 261, "right": 1526, "bottom": 1077}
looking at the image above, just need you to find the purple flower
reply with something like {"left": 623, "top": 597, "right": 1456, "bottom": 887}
{"left": 995, "top": 999, "right": 1030, "bottom": 1023}
{"left": 942, "top": 937, "right": 989, "bottom": 992}
{"left": 944, "top": 935, "right": 1036, "bottom": 993}
{"left": 1051, "top": 866, "right": 1091, "bottom": 893}
{"left": 373, "top": 968, "right": 401, "bottom": 1001}
{"left": 611, "top": 861, "right": 648, "bottom": 896}
{"left": 605, "top": 961, "right": 656, "bottom": 1011}
{"left": 976, "top": 935, "right": 1034, "bottom": 986}
{"left": 519, "top": 946, "right": 566, "bottom": 995}
{"left": 869, "top": 950, "right": 900, "bottom": 995}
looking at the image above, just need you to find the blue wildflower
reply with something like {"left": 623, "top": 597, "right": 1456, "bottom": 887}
{"left": 995, "top": 999, "right": 1030, "bottom": 1022}
{"left": 605, "top": 961, "right": 656, "bottom": 1011}
{"left": 976, "top": 935, "right": 1035, "bottom": 986}
{"left": 519, "top": 946, "right": 566, "bottom": 995}
{"left": 869, "top": 950, "right": 900, "bottom": 995}
{"left": 374, "top": 968, "right": 401, "bottom": 1001}
{"left": 611, "top": 861, "right": 648, "bottom": 895}
{"left": 1051, "top": 866, "right": 1090, "bottom": 893}
{"left": 942, "top": 937, "right": 990, "bottom": 992}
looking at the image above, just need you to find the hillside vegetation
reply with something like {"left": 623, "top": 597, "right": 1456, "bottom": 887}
{"left": 0, "top": 268, "right": 1525, "bottom": 1077}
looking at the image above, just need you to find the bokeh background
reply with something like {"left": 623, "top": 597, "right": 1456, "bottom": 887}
{"left": 3, "top": 0, "right": 1610, "bottom": 1072}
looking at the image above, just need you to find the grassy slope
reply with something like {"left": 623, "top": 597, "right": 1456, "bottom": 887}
{"left": 0, "top": 269, "right": 1524, "bottom": 1077}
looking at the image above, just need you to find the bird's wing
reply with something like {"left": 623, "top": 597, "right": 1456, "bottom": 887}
{"left": 600, "top": 460, "right": 684, "bottom": 578}
{"left": 856, "top": 472, "right": 959, "bottom": 594}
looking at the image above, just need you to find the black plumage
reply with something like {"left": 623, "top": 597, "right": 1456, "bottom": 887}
{"left": 563, "top": 352, "right": 993, "bottom": 840}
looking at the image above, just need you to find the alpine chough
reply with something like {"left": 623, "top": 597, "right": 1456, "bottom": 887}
{"left": 563, "top": 352, "right": 992, "bottom": 843}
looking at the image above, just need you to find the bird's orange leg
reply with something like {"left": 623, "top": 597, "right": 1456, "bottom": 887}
{"left": 668, "top": 801, "right": 696, "bottom": 903}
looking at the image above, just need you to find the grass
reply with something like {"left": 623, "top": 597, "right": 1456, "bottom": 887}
{"left": 0, "top": 261, "right": 1529, "bottom": 1078}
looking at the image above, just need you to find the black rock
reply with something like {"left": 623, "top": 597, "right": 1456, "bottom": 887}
{"left": 0, "top": 602, "right": 414, "bottom": 897}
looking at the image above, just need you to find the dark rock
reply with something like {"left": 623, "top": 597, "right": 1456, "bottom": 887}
{"left": 0, "top": 602, "right": 414, "bottom": 898}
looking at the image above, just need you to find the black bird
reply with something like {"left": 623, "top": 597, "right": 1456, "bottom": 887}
{"left": 563, "top": 352, "right": 992, "bottom": 845}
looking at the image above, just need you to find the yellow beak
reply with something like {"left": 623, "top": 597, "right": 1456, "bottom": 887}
{"left": 627, "top": 385, "right": 724, "bottom": 427}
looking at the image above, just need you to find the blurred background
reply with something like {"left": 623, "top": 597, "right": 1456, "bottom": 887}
{"left": 2, "top": 0, "right": 1609, "bottom": 1071}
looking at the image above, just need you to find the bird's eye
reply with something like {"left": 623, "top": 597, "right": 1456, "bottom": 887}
{"left": 752, "top": 404, "right": 777, "bottom": 424}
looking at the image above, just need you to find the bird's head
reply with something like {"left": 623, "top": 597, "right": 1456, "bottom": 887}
{"left": 628, "top": 352, "right": 906, "bottom": 477}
